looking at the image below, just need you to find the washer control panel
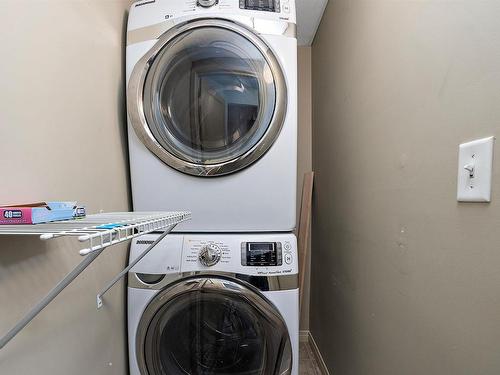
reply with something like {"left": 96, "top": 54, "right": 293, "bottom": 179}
{"left": 181, "top": 234, "right": 298, "bottom": 275}
{"left": 129, "top": 234, "right": 297, "bottom": 276}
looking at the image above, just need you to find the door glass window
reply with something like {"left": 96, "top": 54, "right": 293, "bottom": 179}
{"left": 141, "top": 279, "right": 292, "bottom": 374}
{"left": 143, "top": 26, "right": 277, "bottom": 165}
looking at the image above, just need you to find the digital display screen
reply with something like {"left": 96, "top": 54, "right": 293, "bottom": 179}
{"left": 244, "top": 242, "right": 281, "bottom": 266}
{"left": 243, "top": 0, "right": 278, "bottom": 12}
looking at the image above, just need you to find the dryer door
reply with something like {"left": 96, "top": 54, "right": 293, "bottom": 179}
{"left": 128, "top": 19, "right": 287, "bottom": 177}
{"left": 135, "top": 276, "right": 292, "bottom": 375}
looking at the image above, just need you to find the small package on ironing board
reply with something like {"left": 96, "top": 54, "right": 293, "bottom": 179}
{"left": 0, "top": 202, "right": 78, "bottom": 225}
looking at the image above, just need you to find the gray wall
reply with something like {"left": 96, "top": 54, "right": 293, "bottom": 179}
{"left": 297, "top": 46, "right": 313, "bottom": 330}
{"left": 311, "top": 1, "right": 500, "bottom": 374}
{"left": 0, "top": 1, "right": 132, "bottom": 373}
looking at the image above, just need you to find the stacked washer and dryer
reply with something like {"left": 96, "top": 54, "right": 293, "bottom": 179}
{"left": 126, "top": 0, "right": 298, "bottom": 374}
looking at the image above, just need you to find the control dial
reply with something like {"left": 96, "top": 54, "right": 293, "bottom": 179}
{"left": 197, "top": 0, "right": 218, "bottom": 7}
{"left": 199, "top": 244, "right": 222, "bottom": 267}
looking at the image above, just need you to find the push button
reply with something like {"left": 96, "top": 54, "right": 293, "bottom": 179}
{"left": 284, "top": 242, "right": 292, "bottom": 251}
{"left": 282, "top": 3, "right": 290, "bottom": 13}
{"left": 285, "top": 253, "right": 293, "bottom": 264}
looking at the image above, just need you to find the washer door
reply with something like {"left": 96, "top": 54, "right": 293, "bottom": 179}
{"left": 128, "top": 19, "right": 287, "bottom": 177}
{"left": 136, "top": 276, "right": 292, "bottom": 375}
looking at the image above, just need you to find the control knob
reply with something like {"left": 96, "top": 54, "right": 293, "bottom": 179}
{"left": 197, "top": 0, "right": 218, "bottom": 7}
{"left": 199, "top": 243, "right": 222, "bottom": 267}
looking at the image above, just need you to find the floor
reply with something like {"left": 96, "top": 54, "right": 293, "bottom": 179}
{"left": 299, "top": 340, "right": 323, "bottom": 374}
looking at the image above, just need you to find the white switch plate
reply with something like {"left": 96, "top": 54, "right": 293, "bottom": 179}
{"left": 457, "top": 136, "right": 495, "bottom": 202}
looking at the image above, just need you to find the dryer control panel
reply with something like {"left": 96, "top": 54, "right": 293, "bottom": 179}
{"left": 128, "top": 0, "right": 297, "bottom": 33}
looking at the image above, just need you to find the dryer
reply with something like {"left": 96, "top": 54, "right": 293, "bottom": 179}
{"left": 128, "top": 232, "right": 299, "bottom": 375}
{"left": 126, "top": 0, "right": 298, "bottom": 232}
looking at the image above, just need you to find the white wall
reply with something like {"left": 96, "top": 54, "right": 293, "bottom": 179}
{"left": 0, "top": 1, "right": 132, "bottom": 373}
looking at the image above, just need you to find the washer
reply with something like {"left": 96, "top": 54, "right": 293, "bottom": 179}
{"left": 126, "top": 0, "right": 298, "bottom": 232}
{"left": 128, "top": 233, "right": 299, "bottom": 375}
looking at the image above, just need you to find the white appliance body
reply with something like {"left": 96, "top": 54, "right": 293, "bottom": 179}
{"left": 128, "top": 232, "right": 299, "bottom": 375}
{"left": 126, "top": 0, "right": 298, "bottom": 232}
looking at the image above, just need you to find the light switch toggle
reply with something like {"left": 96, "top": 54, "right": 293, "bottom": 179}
{"left": 463, "top": 163, "right": 475, "bottom": 178}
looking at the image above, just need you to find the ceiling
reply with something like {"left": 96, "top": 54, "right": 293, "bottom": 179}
{"left": 296, "top": 0, "right": 329, "bottom": 46}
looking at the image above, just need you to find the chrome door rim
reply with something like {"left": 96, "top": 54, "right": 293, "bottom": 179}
{"left": 135, "top": 275, "right": 293, "bottom": 374}
{"left": 127, "top": 18, "right": 288, "bottom": 177}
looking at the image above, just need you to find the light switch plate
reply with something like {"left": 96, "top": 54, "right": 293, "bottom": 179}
{"left": 457, "top": 136, "right": 495, "bottom": 202}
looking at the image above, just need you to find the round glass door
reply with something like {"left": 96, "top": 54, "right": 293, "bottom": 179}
{"left": 136, "top": 277, "right": 293, "bottom": 375}
{"left": 128, "top": 19, "right": 287, "bottom": 177}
